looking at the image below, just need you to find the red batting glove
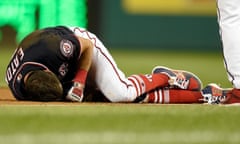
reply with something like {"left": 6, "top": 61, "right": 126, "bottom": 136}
{"left": 66, "top": 69, "right": 87, "bottom": 102}
{"left": 66, "top": 82, "right": 84, "bottom": 102}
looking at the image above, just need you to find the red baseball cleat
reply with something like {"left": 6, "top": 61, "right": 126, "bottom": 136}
{"left": 201, "top": 83, "right": 240, "bottom": 104}
{"left": 152, "top": 66, "right": 202, "bottom": 91}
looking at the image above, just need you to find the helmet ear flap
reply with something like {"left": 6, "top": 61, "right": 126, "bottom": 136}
{"left": 25, "top": 70, "right": 63, "bottom": 101}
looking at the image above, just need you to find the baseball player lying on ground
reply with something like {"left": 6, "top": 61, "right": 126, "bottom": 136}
{"left": 5, "top": 26, "right": 231, "bottom": 104}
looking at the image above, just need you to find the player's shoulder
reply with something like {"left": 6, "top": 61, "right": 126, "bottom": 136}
{"left": 19, "top": 29, "right": 43, "bottom": 49}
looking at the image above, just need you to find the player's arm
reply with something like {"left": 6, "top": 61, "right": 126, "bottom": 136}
{"left": 66, "top": 37, "right": 94, "bottom": 102}
{"left": 76, "top": 36, "right": 93, "bottom": 74}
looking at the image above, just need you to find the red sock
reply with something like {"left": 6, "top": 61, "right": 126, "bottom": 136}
{"left": 225, "top": 88, "right": 240, "bottom": 104}
{"left": 168, "top": 89, "right": 203, "bottom": 103}
{"left": 146, "top": 89, "right": 203, "bottom": 104}
{"left": 128, "top": 74, "right": 169, "bottom": 96}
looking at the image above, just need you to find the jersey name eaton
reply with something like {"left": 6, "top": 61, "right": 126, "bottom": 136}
{"left": 6, "top": 47, "right": 24, "bottom": 83}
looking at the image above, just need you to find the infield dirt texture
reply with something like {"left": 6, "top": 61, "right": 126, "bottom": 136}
{"left": 0, "top": 88, "right": 77, "bottom": 105}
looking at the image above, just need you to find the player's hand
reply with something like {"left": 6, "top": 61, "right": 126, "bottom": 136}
{"left": 66, "top": 82, "right": 84, "bottom": 102}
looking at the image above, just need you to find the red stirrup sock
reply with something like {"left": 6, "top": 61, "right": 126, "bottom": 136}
{"left": 145, "top": 89, "right": 203, "bottom": 104}
{"left": 224, "top": 88, "right": 240, "bottom": 104}
{"left": 128, "top": 73, "right": 169, "bottom": 96}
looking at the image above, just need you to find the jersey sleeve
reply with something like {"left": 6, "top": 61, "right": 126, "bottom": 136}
{"left": 44, "top": 26, "right": 81, "bottom": 59}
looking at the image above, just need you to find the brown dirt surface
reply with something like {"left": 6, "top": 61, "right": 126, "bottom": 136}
{"left": 0, "top": 87, "right": 89, "bottom": 105}
{"left": 0, "top": 87, "right": 16, "bottom": 103}
{"left": 0, "top": 88, "right": 123, "bottom": 106}
{"left": 0, "top": 88, "right": 202, "bottom": 106}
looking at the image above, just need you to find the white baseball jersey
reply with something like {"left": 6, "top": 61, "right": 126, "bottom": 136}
{"left": 217, "top": 0, "right": 240, "bottom": 88}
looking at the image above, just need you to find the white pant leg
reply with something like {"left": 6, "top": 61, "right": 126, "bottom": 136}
{"left": 69, "top": 27, "right": 138, "bottom": 102}
{"left": 217, "top": 0, "right": 240, "bottom": 88}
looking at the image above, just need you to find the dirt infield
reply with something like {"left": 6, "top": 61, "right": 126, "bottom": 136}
{"left": 0, "top": 88, "right": 117, "bottom": 105}
{"left": 0, "top": 88, "right": 16, "bottom": 102}
{"left": 0, "top": 88, "right": 86, "bottom": 105}
{"left": 0, "top": 87, "right": 47, "bottom": 105}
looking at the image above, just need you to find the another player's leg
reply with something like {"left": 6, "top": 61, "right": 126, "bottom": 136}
{"left": 201, "top": 83, "right": 240, "bottom": 104}
{"left": 152, "top": 66, "right": 202, "bottom": 91}
{"left": 216, "top": 0, "right": 240, "bottom": 104}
